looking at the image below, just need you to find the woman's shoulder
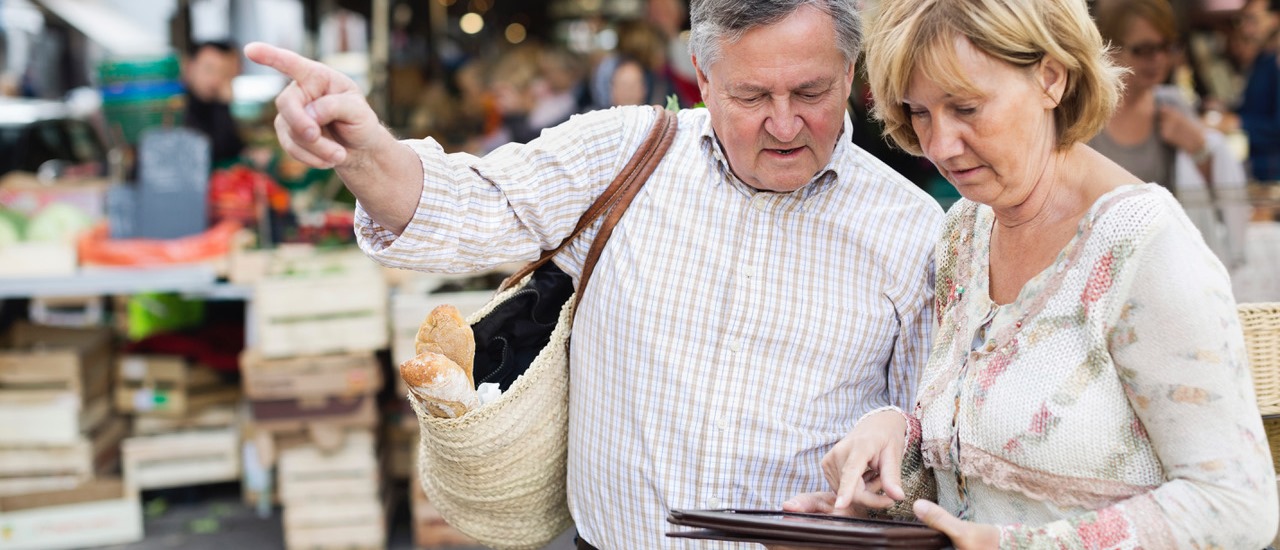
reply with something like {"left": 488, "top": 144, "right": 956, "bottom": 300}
{"left": 1083, "top": 183, "right": 1216, "bottom": 270}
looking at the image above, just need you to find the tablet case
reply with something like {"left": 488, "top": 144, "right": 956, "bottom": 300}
{"left": 666, "top": 509, "right": 952, "bottom": 549}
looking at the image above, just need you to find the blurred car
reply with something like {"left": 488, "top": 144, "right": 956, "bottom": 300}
{"left": 0, "top": 97, "right": 109, "bottom": 179}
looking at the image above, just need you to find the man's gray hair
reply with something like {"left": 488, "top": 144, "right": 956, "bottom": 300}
{"left": 688, "top": 0, "right": 863, "bottom": 69}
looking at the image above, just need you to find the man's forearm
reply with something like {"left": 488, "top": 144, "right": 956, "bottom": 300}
{"left": 336, "top": 139, "right": 426, "bottom": 236}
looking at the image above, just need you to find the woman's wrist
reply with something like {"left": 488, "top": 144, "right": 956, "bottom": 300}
{"left": 856, "top": 406, "right": 911, "bottom": 449}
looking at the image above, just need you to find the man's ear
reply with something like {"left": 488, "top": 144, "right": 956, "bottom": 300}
{"left": 692, "top": 55, "right": 711, "bottom": 100}
{"left": 1038, "top": 56, "right": 1067, "bottom": 108}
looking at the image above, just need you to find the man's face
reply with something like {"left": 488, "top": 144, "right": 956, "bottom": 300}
{"left": 185, "top": 47, "right": 237, "bottom": 103}
{"left": 694, "top": 5, "right": 854, "bottom": 193}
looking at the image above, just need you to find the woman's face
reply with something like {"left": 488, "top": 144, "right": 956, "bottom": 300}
{"left": 903, "top": 38, "right": 1063, "bottom": 208}
{"left": 1116, "top": 16, "right": 1173, "bottom": 94}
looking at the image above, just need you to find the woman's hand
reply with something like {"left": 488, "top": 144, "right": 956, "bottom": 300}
{"left": 913, "top": 500, "right": 1001, "bottom": 549}
{"left": 821, "top": 410, "right": 908, "bottom": 511}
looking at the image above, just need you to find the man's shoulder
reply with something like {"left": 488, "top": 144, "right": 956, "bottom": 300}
{"left": 839, "top": 143, "right": 942, "bottom": 215}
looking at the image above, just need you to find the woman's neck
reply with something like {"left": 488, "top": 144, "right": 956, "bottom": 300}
{"left": 990, "top": 145, "right": 1086, "bottom": 234}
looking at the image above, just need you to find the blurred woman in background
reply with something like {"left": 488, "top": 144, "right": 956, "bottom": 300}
{"left": 1090, "top": 0, "right": 1249, "bottom": 269}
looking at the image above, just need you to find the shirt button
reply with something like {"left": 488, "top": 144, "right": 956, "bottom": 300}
{"left": 716, "top": 417, "right": 731, "bottom": 430}
{"left": 742, "top": 265, "right": 755, "bottom": 278}
{"left": 750, "top": 195, "right": 768, "bottom": 212}
{"left": 728, "top": 339, "right": 742, "bottom": 353}
{"left": 707, "top": 497, "right": 725, "bottom": 508}
{"left": 984, "top": 342, "right": 996, "bottom": 352}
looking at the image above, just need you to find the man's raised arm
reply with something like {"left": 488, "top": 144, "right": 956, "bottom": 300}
{"left": 244, "top": 42, "right": 424, "bottom": 235}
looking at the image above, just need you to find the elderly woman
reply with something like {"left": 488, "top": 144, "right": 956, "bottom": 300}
{"left": 1090, "top": 0, "right": 1249, "bottom": 269}
{"left": 783, "top": 0, "right": 1279, "bottom": 548}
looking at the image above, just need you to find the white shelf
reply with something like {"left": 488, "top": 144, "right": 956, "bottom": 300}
{"left": 0, "top": 265, "right": 249, "bottom": 299}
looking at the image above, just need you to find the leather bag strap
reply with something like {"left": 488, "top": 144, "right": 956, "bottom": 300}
{"left": 500, "top": 105, "right": 679, "bottom": 304}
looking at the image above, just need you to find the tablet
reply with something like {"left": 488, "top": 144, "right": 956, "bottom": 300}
{"left": 666, "top": 509, "right": 951, "bottom": 549}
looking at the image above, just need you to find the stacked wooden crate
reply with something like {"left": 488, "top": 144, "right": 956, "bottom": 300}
{"left": 115, "top": 354, "right": 242, "bottom": 493}
{"left": 277, "top": 430, "right": 387, "bottom": 549}
{"left": 0, "top": 479, "right": 143, "bottom": 549}
{"left": 0, "top": 323, "right": 143, "bottom": 549}
{"left": 0, "top": 323, "right": 125, "bottom": 498}
{"left": 242, "top": 251, "right": 387, "bottom": 549}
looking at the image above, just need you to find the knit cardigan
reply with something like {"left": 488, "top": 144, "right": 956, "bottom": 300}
{"left": 893, "top": 184, "right": 1277, "bottom": 548}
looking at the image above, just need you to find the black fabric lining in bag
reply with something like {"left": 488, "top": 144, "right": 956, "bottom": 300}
{"left": 463, "top": 105, "right": 677, "bottom": 394}
{"left": 470, "top": 263, "right": 575, "bottom": 392}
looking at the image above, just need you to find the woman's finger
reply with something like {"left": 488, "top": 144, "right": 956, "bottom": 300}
{"left": 913, "top": 500, "right": 967, "bottom": 539}
{"left": 781, "top": 491, "right": 836, "bottom": 513}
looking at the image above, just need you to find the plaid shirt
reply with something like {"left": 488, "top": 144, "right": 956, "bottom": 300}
{"left": 357, "top": 105, "right": 941, "bottom": 549}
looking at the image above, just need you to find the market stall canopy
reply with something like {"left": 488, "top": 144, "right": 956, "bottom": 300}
{"left": 35, "top": 0, "right": 168, "bottom": 56}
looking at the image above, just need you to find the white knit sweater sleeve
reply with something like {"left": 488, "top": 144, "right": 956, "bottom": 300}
{"left": 1001, "top": 202, "right": 1279, "bottom": 548}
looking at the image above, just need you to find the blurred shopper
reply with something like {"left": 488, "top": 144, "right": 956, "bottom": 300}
{"left": 1235, "top": 0, "right": 1280, "bottom": 181}
{"left": 647, "top": 0, "right": 701, "bottom": 105}
{"left": 527, "top": 46, "right": 589, "bottom": 132}
{"left": 1091, "top": 0, "right": 1249, "bottom": 268}
{"left": 183, "top": 40, "right": 244, "bottom": 165}
{"left": 590, "top": 19, "right": 671, "bottom": 108}
{"left": 246, "top": 0, "right": 942, "bottom": 547}
{"left": 607, "top": 56, "right": 653, "bottom": 106}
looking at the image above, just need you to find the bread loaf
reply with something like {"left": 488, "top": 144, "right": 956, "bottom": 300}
{"left": 400, "top": 351, "right": 480, "bottom": 418}
{"left": 414, "top": 305, "right": 476, "bottom": 386}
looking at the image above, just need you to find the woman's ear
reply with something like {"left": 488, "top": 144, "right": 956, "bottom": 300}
{"left": 1037, "top": 56, "right": 1067, "bottom": 108}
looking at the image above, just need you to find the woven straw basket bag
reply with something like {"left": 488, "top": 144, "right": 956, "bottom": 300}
{"left": 409, "top": 107, "right": 677, "bottom": 550}
{"left": 1239, "top": 302, "right": 1280, "bottom": 470}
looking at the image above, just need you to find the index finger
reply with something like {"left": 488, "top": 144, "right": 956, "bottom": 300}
{"left": 832, "top": 449, "right": 875, "bottom": 509}
{"left": 876, "top": 445, "right": 905, "bottom": 501}
{"left": 243, "top": 42, "right": 331, "bottom": 99}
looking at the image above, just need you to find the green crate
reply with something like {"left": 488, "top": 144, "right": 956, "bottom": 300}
{"left": 97, "top": 55, "right": 180, "bottom": 86}
{"left": 101, "top": 95, "right": 186, "bottom": 145}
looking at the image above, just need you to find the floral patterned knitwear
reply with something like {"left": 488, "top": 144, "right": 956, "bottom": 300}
{"left": 900, "top": 184, "right": 1278, "bottom": 548}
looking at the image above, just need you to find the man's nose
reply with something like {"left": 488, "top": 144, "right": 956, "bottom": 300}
{"left": 765, "top": 100, "right": 803, "bottom": 143}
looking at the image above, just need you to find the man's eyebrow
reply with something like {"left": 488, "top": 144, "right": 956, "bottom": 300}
{"left": 729, "top": 77, "right": 836, "bottom": 95}
{"left": 795, "top": 77, "right": 835, "bottom": 90}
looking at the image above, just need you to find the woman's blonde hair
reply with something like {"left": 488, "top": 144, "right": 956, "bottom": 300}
{"left": 863, "top": 0, "right": 1124, "bottom": 155}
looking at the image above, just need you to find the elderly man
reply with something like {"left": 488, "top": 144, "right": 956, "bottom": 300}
{"left": 246, "top": 0, "right": 941, "bottom": 547}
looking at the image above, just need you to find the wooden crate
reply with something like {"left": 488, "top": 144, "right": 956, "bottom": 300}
{"left": 251, "top": 262, "right": 388, "bottom": 359}
{"left": 0, "top": 474, "right": 83, "bottom": 498}
{"left": 0, "top": 391, "right": 112, "bottom": 446}
{"left": 241, "top": 350, "right": 382, "bottom": 400}
{"left": 0, "top": 323, "right": 113, "bottom": 402}
{"left": 121, "top": 427, "right": 240, "bottom": 491}
{"left": 132, "top": 404, "right": 238, "bottom": 436}
{"left": 283, "top": 496, "right": 386, "bottom": 550}
{"left": 0, "top": 414, "right": 126, "bottom": 480}
{"left": 0, "top": 242, "right": 77, "bottom": 278}
{"left": 28, "top": 296, "right": 105, "bottom": 328}
{"left": 0, "top": 479, "right": 143, "bottom": 549}
{"left": 248, "top": 394, "right": 378, "bottom": 434}
{"left": 114, "top": 355, "right": 239, "bottom": 417}
{"left": 278, "top": 430, "right": 378, "bottom": 505}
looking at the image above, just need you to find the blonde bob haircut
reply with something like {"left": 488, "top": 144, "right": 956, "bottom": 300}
{"left": 864, "top": 0, "right": 1124, "bottom": 155}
